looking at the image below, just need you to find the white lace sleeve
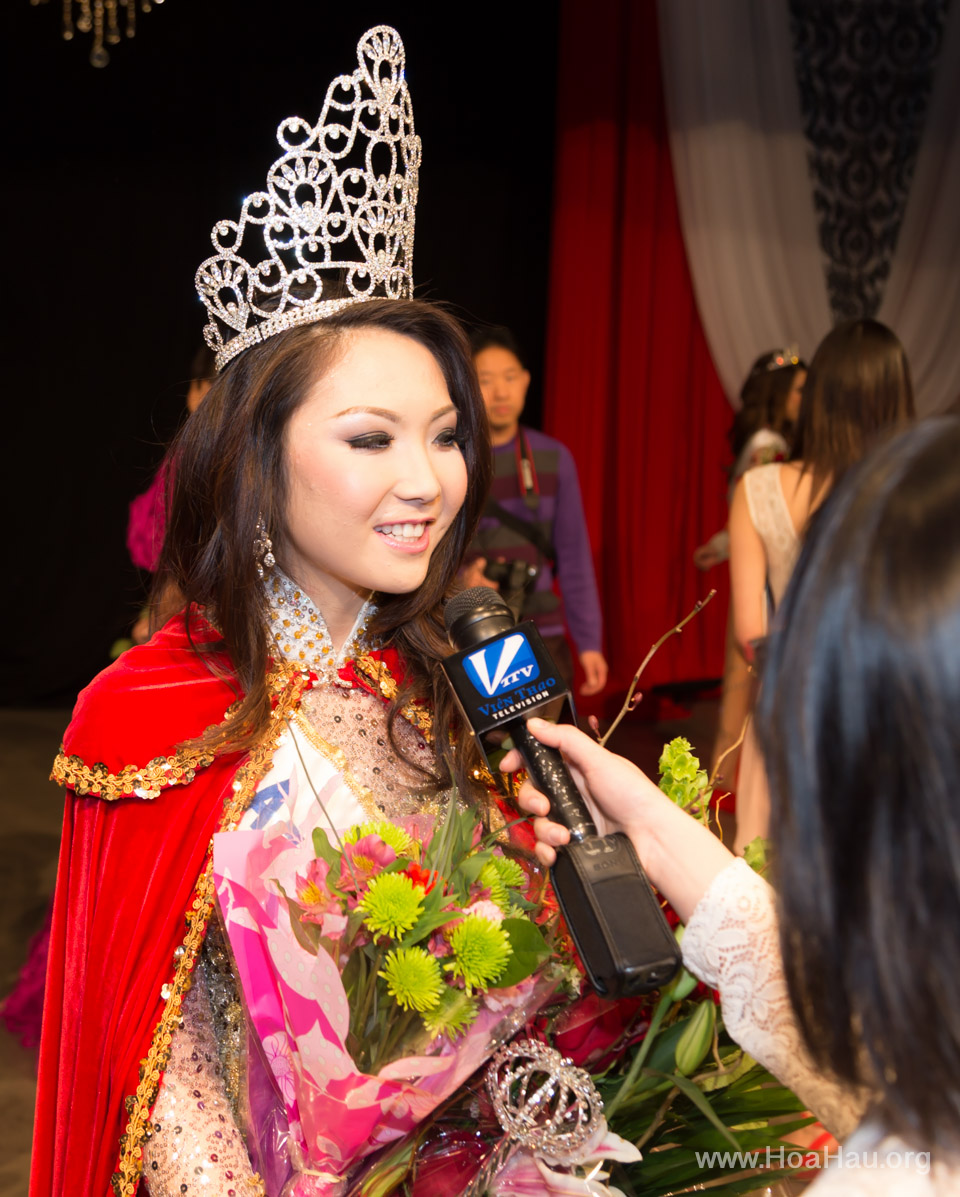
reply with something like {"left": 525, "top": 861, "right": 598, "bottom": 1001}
{"left": 681, "top": 859, "right": 865, "bottom": 1140}
{"left": 142, "top": 956, "right": 264, "bottom": 1196}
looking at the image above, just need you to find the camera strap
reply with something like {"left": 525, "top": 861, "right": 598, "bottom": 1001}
{"left": 514, "top": 429, "right": 540, "bottom": 509}
{"left": 483, "top": 499, "right": 557, "bottom": 567}
{"left": 480, "top": 429, "right": 557, "bottom": 568}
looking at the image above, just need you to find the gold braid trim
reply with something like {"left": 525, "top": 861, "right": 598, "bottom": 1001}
{"left": 353, "top": 652, "right": 434, "bottom": 742}
{"left": 109, "top": 666, "right": 311, "bottom": 1197}
{"left": 50, "top": 703, "right": 243, "bottom": 801}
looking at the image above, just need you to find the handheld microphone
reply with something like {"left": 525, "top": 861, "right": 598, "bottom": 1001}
{"left": 442, "top": 587, "right": 681, "bottom": 997}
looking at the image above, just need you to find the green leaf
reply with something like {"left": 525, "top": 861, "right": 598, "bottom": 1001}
{"left": 398, "top": 904, "right": 458, "bottom": 950}
{"left": 450, "top": 849, "right": 491, "bottom": 898}
{"left": 274, "top": 880, "right": 322, "bottom": 956}
{"left": 423, "top": 793, "right": 477, "bottom": 879}
{"left": 312, "top": 826, "right": 342, "bottom": 872}
{"left": 742, "top": 836, "right": 770, "bottom": 875}
{"left": 355, "top": 1137, "right": 417, "bottom": 1196}
{"left": 495, "top": 918, "right": 551, "bottom": 987}
{"left": 698, "top": 1049, "right": 755, "bottom": 1092}
{"left": 644, "top": 1068, "right": 740, "bottom": 1149}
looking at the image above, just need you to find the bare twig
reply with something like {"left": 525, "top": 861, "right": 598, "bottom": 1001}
{"left": 599, "top": 590, "right": 717, "bottom": 748}
{"left": 707, "top": 712, "right": 750, "bottom": 792}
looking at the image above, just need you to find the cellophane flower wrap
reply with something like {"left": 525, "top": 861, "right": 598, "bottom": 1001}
{"left": 213, "top": 796, "right": 567, "bottom": 1196}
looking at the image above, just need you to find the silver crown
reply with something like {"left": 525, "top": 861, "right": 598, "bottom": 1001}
{"left": 196, "top": 26, "right": 420, "bottom": 372}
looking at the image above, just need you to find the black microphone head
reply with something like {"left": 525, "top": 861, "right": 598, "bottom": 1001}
{"left": 444, "top": 586, "right": 516, "bottom": 650}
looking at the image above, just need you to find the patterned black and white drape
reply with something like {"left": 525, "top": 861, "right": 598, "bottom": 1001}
{"left": 789, "top": 0, "right": 950, "bottom": 322}
{"left": 658, "top": 0, "right": 959, "bottom": 415}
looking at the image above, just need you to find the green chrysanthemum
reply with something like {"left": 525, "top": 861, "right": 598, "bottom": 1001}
{"left": 359, "top": 872, "right": 424, "bottom": 940}
{"left": 344, "top": 820, "right": 414, "bottom": 857}
{"left": 379, "top": 946, "right": 443, "bottom": 1013}
{"left": 446, "top": 915, "right": 511, "bottom": 992}
{"left": 477, "top": 861, "right": 510, "bottom": 911}
{"left": 489, "top": 854, "right": 525, "bottom": 891}
{"left": 422, "top": 985, "right": 478, "bottom": 1040}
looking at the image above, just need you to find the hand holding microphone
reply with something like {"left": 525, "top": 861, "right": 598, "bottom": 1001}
{"left": 442, "top": 587, "right": 682, "bottom": 997}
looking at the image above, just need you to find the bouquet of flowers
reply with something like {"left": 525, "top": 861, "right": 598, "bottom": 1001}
{"left": 213, "top": 795, "right": 574, "bottom": 1196}
{"left": 346, "top": 737, "right": 815, "bottom": 1197}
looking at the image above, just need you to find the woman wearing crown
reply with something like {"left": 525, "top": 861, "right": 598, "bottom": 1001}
{"left": 29, "top": 28, "right": 516, "bottom": 1197}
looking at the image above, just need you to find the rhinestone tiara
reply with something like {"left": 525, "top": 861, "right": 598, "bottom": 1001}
{"left": 196, "top": 26, "right": 421, "bottom": 373}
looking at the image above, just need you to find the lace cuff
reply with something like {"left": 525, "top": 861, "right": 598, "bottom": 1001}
{"left": 142, "top": 956, "right": 264, "bottom": 1196}
{"left": 682, "top": 859, "right": 864, "bottom": 1140}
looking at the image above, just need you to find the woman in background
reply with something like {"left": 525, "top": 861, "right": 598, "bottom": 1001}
{"left": 696, "top": 347, "right": 806, "bottom": 789}
{"left": 729, "top": 317, "right": 914, "bottom": 852}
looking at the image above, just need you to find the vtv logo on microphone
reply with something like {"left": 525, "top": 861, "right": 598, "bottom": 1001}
{"left": 464, "top": 633, "right": 540, "bottom": 697}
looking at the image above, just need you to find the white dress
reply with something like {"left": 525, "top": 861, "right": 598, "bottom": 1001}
{"left": 742, "top": 462, "right": 800, "bottom": 623}
{"left": 683, "top": 860, "right": 958, "bottom": 1195}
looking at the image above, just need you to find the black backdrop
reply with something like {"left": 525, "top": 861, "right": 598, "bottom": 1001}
{"left": 1, "top": 1, "right": 558, "bottom": 705}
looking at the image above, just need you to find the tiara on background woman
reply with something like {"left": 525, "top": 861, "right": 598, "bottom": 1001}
{"left": 195, "top": 26, "right": 420, "bottom": 372}
{"left": 762, "top": 344, "right": 801, "bottom": 371}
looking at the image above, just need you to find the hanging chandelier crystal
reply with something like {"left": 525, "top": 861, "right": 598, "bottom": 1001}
{"left": 30, "top": 0, "right": 164, "bottom": 68}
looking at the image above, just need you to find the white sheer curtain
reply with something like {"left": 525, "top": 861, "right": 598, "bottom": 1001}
{"left": 658, "top": 0, "right": 960, "bottom": 415}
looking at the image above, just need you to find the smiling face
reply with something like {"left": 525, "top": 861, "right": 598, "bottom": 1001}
{"left": 279, "top": 328, "right": 469, "bottom": 636}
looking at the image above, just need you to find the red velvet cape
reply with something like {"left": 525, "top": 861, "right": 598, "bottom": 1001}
{"left": 30, "top": 616, "right": 250, "bottom": 1197}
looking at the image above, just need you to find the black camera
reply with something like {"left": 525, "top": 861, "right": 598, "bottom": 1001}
{"left": 482, "top": 558, "right": 539, "bottom": 620}
{"left": 483, "top": 557, "right": 538, "bottom": 590}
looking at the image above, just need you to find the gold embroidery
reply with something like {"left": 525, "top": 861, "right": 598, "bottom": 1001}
{"left": 353, "top": 652, "right": 435, "bottom": 742}
{"left": 110, "top": 667, "right": 310, "bottom": 1197}
{"left": 51, "top": 743, "right": 219, "bottom": 801}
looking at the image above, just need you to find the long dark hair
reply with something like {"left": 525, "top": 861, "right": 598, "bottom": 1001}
{"left": 756, "top": 415, "right": 960, "bottom": 1151}
{"left": 791, "top": 318, "right": 914, "bottom": 492}
{"left": 156, "top": 298, "right": 492, "bottom": 795}
{"left": 728, "top": 352, "right": 806, "bottom": 460}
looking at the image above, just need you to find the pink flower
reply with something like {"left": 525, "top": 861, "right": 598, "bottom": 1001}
{"left": 294, "top": 859, "right": 350, "bottom": 941}
{"left": 262, "top": 1032, "right": 297, "bottom": 1106}
{"left": 428, "top": 929, "right": 452, "bottom": 958}
{"left": 465, "top": 898, "right": 505, "bottom": 924}
{"left": 492, "top": 1124, "right": 640, "bottom": 1195}
{"left": 482, "top": 977, "right": 535, "bottom": 1014}
{"left": 340, "top": 834, "right": 397, "bottom": 893}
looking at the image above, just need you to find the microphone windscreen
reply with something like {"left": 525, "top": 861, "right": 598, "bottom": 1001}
{"left": 443, "top": 586, "right": 513, "bottom": 633}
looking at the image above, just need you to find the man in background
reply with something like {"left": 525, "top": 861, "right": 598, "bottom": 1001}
{"left": 464, "top": 327, "right": 608, "bottom": 696}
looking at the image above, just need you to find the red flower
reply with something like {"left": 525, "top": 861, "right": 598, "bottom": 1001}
{"left": 402, "top": 863, "right": 440, "bottom": 894}
{"left": 550, "top": 989, "right": 652, "bottom": 1071}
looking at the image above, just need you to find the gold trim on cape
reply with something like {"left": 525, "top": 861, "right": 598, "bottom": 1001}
{"left": 109, "top": 666, "right": 310, "bottom": 1197}
{"left": 51, "top": 743, "right": 219, "bottom": 801}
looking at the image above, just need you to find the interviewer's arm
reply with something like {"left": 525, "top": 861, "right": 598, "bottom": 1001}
{"left": 501, "top": 718, "right": 734, "bottom": 924}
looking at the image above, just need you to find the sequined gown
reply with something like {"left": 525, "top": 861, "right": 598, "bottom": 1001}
{"left": 141, "top": 572, "right": 452, "bottom": 1197}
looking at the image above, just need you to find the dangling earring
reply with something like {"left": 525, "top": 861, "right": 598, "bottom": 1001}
{"left": 254, "top": 515, "right": 276, "bottom": 579}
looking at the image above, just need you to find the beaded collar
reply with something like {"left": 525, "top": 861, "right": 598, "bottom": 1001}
{"left": 266, "top": 570, "right": 378, "bottom": 685}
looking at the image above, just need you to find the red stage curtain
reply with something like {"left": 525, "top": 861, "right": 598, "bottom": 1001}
{"left": 544, "top": 0, "right": 731, "bottom": 704}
